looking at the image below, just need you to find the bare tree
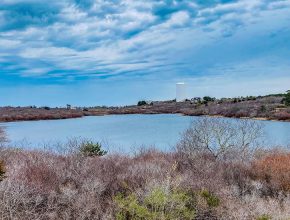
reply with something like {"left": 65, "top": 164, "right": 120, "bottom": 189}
{"left": 176, "top": 117, "right": 263, "bottom": 161}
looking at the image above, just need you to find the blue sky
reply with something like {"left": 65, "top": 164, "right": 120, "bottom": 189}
{"left": 0, "top": 0, "right": 290, "bottom": 106}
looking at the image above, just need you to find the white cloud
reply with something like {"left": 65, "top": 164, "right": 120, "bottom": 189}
{"left": 267, "top": 0, "right": 290, "bottom": 9}
{"left": 0, "top": 39, "right": 21, "bottom": 48}
{"left": 163, "top": 11, "right": 190, "bottom": 28}
{"left": 21, "top": 67, "right": 52, "bottom": 77}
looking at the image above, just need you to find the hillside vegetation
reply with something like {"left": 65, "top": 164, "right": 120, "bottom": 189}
{"left": 110, "top": 93, "right": 290, "bottom": 121}
{"left": 0, "top": 92, "right": 290, "bottom": 122}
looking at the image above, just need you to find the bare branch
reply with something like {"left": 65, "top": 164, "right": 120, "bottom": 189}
{"left": 176, "top": 117, "right": 263, "bottom": 161}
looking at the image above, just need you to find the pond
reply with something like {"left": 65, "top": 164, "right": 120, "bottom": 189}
{"left": 1, "top": 114, "right": 290, "bottom": 152}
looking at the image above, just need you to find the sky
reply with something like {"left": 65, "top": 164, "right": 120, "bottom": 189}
{"left": 0, "top": 0, "right": 290, "bottom": 107}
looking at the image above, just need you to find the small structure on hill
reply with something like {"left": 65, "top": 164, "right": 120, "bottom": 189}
{"left": 191, "top": 97, "right": 201, "bottom": 104}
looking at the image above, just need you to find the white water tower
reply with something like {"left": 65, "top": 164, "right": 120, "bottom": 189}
{"left": 176, "top": 82, "right": 187, "bottom": 102}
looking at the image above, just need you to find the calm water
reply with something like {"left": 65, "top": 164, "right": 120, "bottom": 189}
{"left": 1, "top": 114, "right": 290, "bottom": 152}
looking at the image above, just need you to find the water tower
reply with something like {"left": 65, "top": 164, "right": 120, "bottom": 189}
{"left": 176, "top": 82, "right": 187, "bottom": 102}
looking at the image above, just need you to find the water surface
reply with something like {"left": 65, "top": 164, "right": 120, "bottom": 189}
{"left": 1, "top": 114, "right": 289, "bottom": 152}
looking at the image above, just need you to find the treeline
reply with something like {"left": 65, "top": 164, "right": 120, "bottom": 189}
{"left": 135, "top": 91, "right": 290, "bottom": 121}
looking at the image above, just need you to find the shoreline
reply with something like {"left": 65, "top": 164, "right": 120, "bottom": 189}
{"left": 1, "top": 112, "right": 290, "bottom": 123}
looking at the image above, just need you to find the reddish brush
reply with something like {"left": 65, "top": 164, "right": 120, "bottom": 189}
{"left": 251, "top": 152, "right": 290, "bottom": 192}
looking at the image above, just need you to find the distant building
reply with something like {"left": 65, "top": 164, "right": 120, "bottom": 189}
{"left": 67, "top": 104, "right": 77, "bottom": 110}
{"left": 176, "top": 82, "right": 187, "bottom": 102}
{"left": 191, "top": 97, "right": 201, "bottom": 104}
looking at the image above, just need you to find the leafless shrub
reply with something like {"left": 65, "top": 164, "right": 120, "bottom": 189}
{"left": 221, "top": 190, "right": 290, "bottom": 220}
{"left": 249, "top": 150, "right": 290, "bottom": 197}
{"left": 0, "top": 127, "right": 8, "bottom": 147}
{"left": 176, "top": 117, "right": 263, "bottom": 162}
{"left": 274, "top": 112, "right": 290, "bottom": 121}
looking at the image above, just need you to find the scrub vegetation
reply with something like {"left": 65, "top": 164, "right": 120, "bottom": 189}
{"left": 283, "top": 90, "right": 290, "bottom": 106}
{"left": 1, "top": 92, "right": 290, "bottom": 122}
{"left": 0, "top": 119, "right": 289, "bottom": 219}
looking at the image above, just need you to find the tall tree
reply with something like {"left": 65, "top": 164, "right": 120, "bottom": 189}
{"left": 284, "top": 90, "right": 290, "bottom": 106}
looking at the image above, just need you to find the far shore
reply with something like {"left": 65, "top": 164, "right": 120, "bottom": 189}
{"left": 1, "top": 93, "right": 290, "bottom": 123}
{"left": 1, "top": 98, "right": 290, "bottom": 123}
